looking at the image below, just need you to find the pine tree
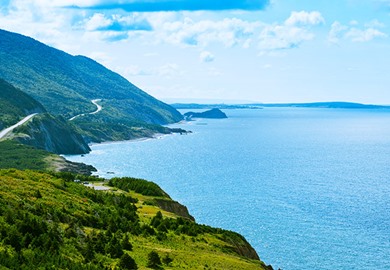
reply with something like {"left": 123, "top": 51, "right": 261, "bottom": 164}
{"left": 147, "top": 251, "right": 162, "bottom": 269}
{"left": 119, "top": 253, "right": 138, "bottom": 269}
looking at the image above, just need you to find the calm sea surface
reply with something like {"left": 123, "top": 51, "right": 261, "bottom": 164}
{"left": 66, "top": 108, "right": 390, "bottom": 270}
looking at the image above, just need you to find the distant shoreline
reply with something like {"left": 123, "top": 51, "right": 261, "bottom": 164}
{"left": 172, "top": 101, "right": 390, "bottom": 110}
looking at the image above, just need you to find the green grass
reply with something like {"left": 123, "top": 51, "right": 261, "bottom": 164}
{"left": 0, "top": 140, "right": 51, "bottom": 170}
{"left": 0, "top": 169, "right": 273, "bottom": 270}
{"left": 0, "top": 140, "right": 95, "bottom": 175}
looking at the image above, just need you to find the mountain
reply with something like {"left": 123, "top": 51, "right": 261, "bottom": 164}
{"left": 0, "top": 169, "right": 273, "bottom": 270}
{"left": 0, "top": 29, "right": 183, "bottom": 142}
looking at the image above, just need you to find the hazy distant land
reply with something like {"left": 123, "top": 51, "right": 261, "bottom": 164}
{"left": 172, "top": 101, "right": 390, "bottom": 110}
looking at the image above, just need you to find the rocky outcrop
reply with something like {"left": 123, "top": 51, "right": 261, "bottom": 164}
{"left": 155, "top": 198, "right": 195, "bottom": 221}
{"left": 184, "top": 108, "right": 228, "bottom": 119}
{"left": 220, "top": 230, "right": 261, "bottom": 261}
{"left": 48, "top": 155, "right": 97, "bottom": 175}
{"left": 14, "top": 113, "right": 90, "bottom": 154}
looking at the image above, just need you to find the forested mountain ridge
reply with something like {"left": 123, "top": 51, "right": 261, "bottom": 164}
{"left": 0, "top": 29, "right": 183, "bottom": 142}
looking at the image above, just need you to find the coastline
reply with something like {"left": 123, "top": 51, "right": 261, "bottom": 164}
{"left": 63, "top": 122, "right": 194, "bottom": 176}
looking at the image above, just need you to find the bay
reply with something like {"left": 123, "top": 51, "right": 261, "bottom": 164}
{"left": 66, "top": 108, "right": 390, "bottom": 270}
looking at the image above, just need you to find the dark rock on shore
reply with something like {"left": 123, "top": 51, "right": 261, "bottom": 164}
{"left": 169, "top": 127, "right": 192, "bottom": 135}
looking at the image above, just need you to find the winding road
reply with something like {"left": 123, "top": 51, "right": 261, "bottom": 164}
{"left": 69, "top": 99, "right": 102, "bottom": 121}
{"left": 0, "top": 113, "right": 38, "bottom": 140}
{"left": 1, "top": 99, "right": 102, "bottom": 139}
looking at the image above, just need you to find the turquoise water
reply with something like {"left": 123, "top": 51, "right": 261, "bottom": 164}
{"left": 66, "top": 108, "right": 390, "bottom": 270}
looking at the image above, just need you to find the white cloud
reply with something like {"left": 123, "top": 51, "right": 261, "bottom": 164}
{"left": 85, "top": 13, "right": 112, "bottom": 31}
{"left": 346, "top": 28, "right": 387, "bottom": 42}
{"left": 259, "top": 11, "right": 324, "bottom": 51}
{"left": 328, "top": 21, "right": 387, "bottom": 43}
{"left": 285, "top": 11, "right": 324, "bottom": 26}
{"left": 328, "top": 21, "right": 349, "bottom": 44}
{"left": 0, "top": 2, "right": 327, "bottom": 55}
{"left": 151, "top": 17, "right": 261, "bottom": 48}
{"left": 200, "top": 51, "right": 215, "bottom": 63}
{"left": 0, "top": 0, "right": 86, "bottom": 50}
{"left": 365, "top": 19, "right": 386, "bottom": 28}
{"left": 83, "top": 13, "right": 152, "bottom": 32}
{"left": 147, "top": 11, "right": 324, "bottom": 52}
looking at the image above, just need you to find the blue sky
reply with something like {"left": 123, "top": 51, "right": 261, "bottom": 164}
{"left": 1, "top": 0, "right": 390, "bottom": 104}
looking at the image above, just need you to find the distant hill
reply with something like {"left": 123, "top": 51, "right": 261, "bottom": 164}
{"left": 172, "top": 102, "right": 389, "bottom": 110}
{"left": 259, "top": 102, "right": 389, "bottom": 109}
{"left": 184, "top": 108, "right": 228, "bottom": 119}
{"left": 0, "top": 29, "right": 183, "bottom": 141}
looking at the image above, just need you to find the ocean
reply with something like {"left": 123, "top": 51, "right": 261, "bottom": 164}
{"left": 66, "top": 108, "right": 390, "bottom": 270}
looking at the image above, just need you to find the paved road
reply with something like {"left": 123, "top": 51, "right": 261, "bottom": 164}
{"left": 90, "top": 99, "right": 102, "bottom": 115}
{"left": 0, "top": 113, "right": 38, "bottom": 139}
{"left": 69, "top": 99, "right": 102, "bottom": 121}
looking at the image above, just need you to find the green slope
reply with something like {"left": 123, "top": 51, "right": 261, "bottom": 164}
{"left": 0, "top": 169, "right": 273, "bottom": 270}
{"left": 0, "top": 79, "right": 90, "bottom": 154}
{"left": 0, "top": 78, "right": 45, "bottom": 129}
{"left": 0, "top": 140, "right": 95, "bottom": 174}
{"left": 0, "top": 29, "right": 183, "bottom": 141}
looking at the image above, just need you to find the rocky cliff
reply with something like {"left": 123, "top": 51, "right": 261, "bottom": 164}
{"left": 14, "top": 113, "right": 90, "bottom": 154}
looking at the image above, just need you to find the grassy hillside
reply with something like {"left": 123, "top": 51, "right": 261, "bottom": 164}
{"left": 0, "top": 170, "right": 273, "bottom": 270}
{"left": 0, "top": 78, "right": 45, "bottom": 130}
{"left": 0, "top": 140, "right": 95, "bottom": 174}
{"left": 0, "top": 29, "right": 183, "bottom": 142}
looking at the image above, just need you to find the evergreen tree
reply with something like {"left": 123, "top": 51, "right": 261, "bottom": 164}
{"left": 121, "top": 234, "right": 133, "bottom": 251}
{"left": 119, "top": 253, "right": 138, "bottom": 270}
{"left": 147, "top": 251, "right": 162, "bottom": 269}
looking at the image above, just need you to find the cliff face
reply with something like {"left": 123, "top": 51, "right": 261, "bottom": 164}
{"left": 221, "top": 231, "right": 261, "bottom": 261}
{"left": 155, "top": 198, "right": 195, "bottom": 221}
{"left": 14, "top": 113, "right": 90, "bottom": 154}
